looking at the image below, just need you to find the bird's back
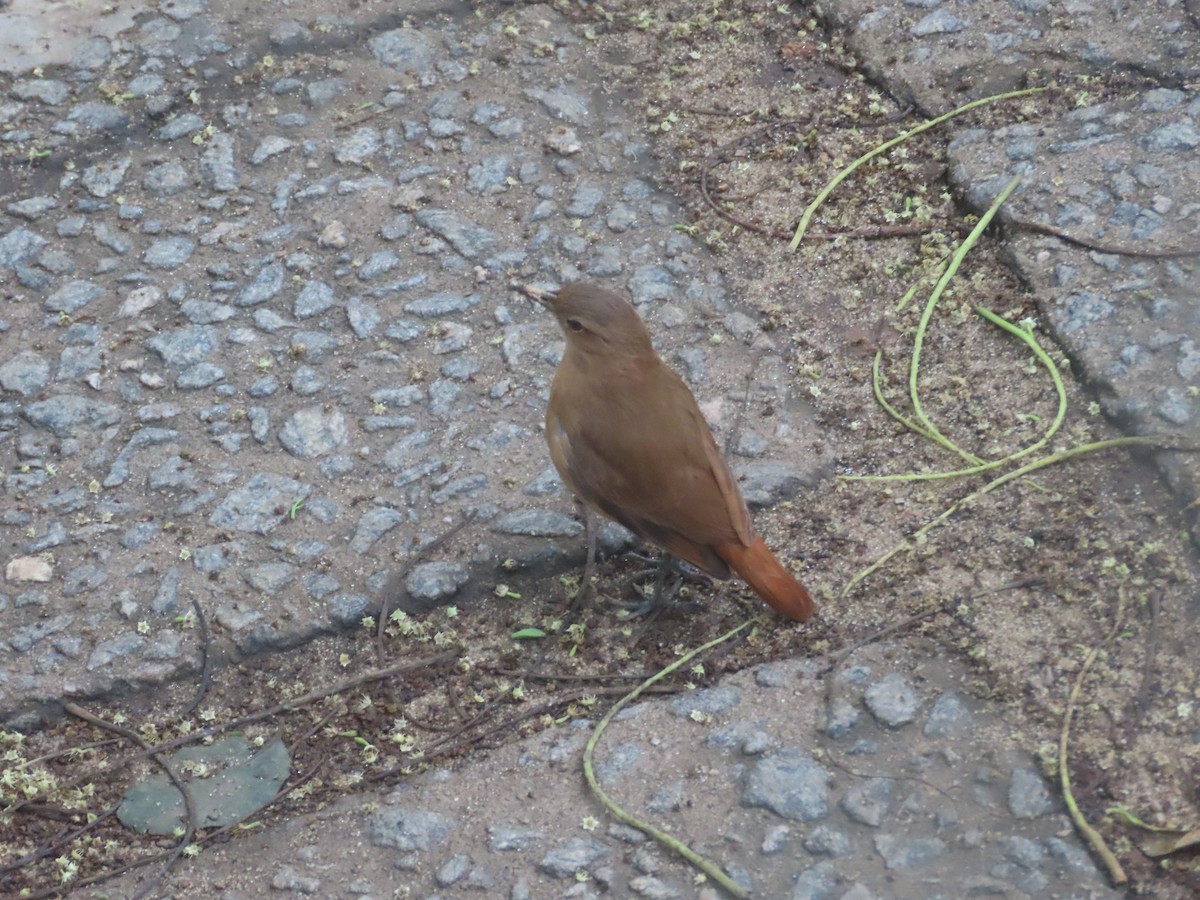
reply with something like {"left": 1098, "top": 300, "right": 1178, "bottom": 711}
{"left": 547, "top": 351, "right": 752, "bottom": 577}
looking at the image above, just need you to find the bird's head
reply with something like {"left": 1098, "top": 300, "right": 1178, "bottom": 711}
{"left": 519, "top": 282, "right": 654, "bottom": 357}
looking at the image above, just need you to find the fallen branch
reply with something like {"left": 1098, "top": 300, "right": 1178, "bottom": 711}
{"left": 1059, "top": 587, "right": 1128, "bottom": 885}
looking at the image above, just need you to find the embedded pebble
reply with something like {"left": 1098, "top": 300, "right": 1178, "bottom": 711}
{"left": 864, "top": 673, "right": 920, "bottom": 727}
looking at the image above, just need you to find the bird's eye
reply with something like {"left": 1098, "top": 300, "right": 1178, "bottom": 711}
{"left": 566, "top": 319, "right": 584, "bottom": 332}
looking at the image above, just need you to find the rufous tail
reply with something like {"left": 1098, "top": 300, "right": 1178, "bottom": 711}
{"left": 715, "top": 537, "right": 816, "bottom": 622}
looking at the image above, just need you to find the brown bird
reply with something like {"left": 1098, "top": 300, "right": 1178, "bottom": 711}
{"left": 522, "top": 282, "right": 816, "bottom": 622}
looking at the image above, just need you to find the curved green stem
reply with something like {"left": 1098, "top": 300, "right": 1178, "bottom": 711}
{"left": 789, "top": 87, "right": 1045, "bottom": 250}
{"left": 908, "top": 177, "right": 1021, "bottom": 465}
{"left": 583, "top": 618, "right": 761, "bottom": 898}
{"left": 841, "top": 436, "right": 1199, "bottom": 596}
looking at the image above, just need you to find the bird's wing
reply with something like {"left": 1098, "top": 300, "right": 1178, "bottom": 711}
{"left": 547, "top": 366, "right": 753, "bottom": 575}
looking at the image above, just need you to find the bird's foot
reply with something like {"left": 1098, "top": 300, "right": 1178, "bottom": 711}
{"left": 614, "top": 588, "right": 703, "bottom": 619}
{"left": 613, "top": 557, "right": 706, "bottom": 618}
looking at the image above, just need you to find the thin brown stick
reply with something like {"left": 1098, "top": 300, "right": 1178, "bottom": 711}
{"left": 1060, "top": 588, "right": 1129, "bottom": 885}
{"left": 6, "top": 655, "right": 456, "bottom": 821}
{"left": 486, "top": 667, "right": 652, "bottom": 682}
{"left": 179, "top": 596, "right": 212, "bottom": 718}
{"left": 1014, "top": 217, "right": 1200, "bottom": 259}
{"left": 0, "top": 808, "right": 118, "bottom": 874}
{"left": 9, "top": 738, "right": 121, "bottom": 771}
{"left": 334, "top": 106, "right": 384, "bottom": 131}
{"left": 1132, "top": 590, "right": 1161, "bottom": 727}
{"left": 63, "top": 703, "right": 199, "bottom": 900}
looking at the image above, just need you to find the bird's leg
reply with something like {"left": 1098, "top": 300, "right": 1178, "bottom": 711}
{"left": 568, "top": 501, "right": 597, "bottom": 611}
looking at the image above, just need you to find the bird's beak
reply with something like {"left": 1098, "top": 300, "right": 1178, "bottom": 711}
{"left": 517, "top": 283, "right": 557, "bottom": 310}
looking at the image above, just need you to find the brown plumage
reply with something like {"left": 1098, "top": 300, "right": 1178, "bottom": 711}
{"left": 522, "top": 282, "right": 815, "bottom": 622}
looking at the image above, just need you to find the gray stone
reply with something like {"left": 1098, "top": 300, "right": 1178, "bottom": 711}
{"left": 180, "top": 299, "right": 235, "bottom": 324}
{"left": 67, "top": 102, "right": 129, "bottom": 132}
{"left": 199, "top": 132, "right": 240, "bottom": 191}
{"left": 147, "top": 454, "right": 197, "bottom": 491}
{"left": 82, "top": 157, "right": 132, "bottom": 197}
{"left": 431, "top": 474, "right": 486, "bottom": 503}
{"left": 143, "top": 237, "right": 195, "bottom": 269}
{"left": 157, "top": 113, "right": 205, "bottom": 141}
{"left": 1008, "top": 767, "right": 1055, "bottom": 818}
{"left": 152, "top": 568, "right": 183, "bottom": 615}
{"left": 911, "top": 10, "right": 966, "bottom": 35}
{"left": 236, "top": 262, "right": 285, "bottom": 307}
{"left": 406, "top": 561, "right": 470, "bottom": 602}
{"left": 1044, "top": 836, "right": 1098, "bottom": 874}
{"left": 923, "top": 691, "right": 974, "bottom": 737}
{"left": 566, "top": 183, "right": 605, "bottom": 218}
{"left": 44, "top": 280, "right": 104, "bottom": 314}
{"left": 435, "top": 853, "right": 472, "bottom": 887}
{"left": 333, "top": 127, "right": 382, "bottom": 165}
{"left": 803, "top": 824, "right": 853, "bottom": 857}
{"left": 171, "top": 355, "right": 220, "bottom": 386}
{"left": 1141, "top": 123, "right": 1200, "bottom": 153}
{"left": 278, "top": 406, "right": 348, "bottom": 459}
{"left": 9, "top": 615, "right": 75, "bottom": 652}
{"left": 367, "top": 805, "right": 455, "bottom": 852}
{"left": 358, "top": 250, "right": 400, "bottom": 281}
{"left": 305, "top": 78, "right": 346, "bottom": 108}
{"left": 825, "top": 696, "right": 859, "bottom": 739}
{"left": 122, "top": 522, "right": 161, "bottom": 550}
{"left": 874, "top": 834, "right": 947, "bottom": 869}
{"left": 251, "top": 136, "right": 295, "bottom": 165}
{"left": 327, "top": 593, "right": 371, "bottom": 628}
{"left": 1002, "top": 835, "right": 1046, "bottom": 868}
{"left": 491, "top": 510, "right": 582, "bottom": 537}
{"left": 467, "top": 155, "right": 512, "bottom": 194}
{"left": 346, "top": 296, "right": 381, "bottom": 337}
{"left": 0, "top": 227, "right": 48, "bottom": 269}
{"left": 670, "top": 684, "right": 742, "bottom": 718}
{"left": 864, "top": 673, "right": 920, "bottom": 727}
{"left": 87, "top": 633, "right": 143, "bottom": 671}
{"left": 271, "top": 868, "right": 320, "bottom": 894}
{"left": 290, "top": 331, "right": 340, "bottom": 362}
{"left": 62, "top": 565, "right": 108, "bottom": 597}
{"left": 369, "top": 29, "right": 437, "bottom": 74}
{"left": 840, "top": 778, "right": 892, "bottom": 827}
{"left": 538, "top": 837, "right": 610, "bottom": 878}
{"left": 71, "top": 35, "right": 111, "bottom": 69}
{"left": 414, "top": 209, "right": 499, "bottom": 259}
{"left": 790, "top": 860, "right": 837, "bottom": 900}
{"left": 23, "top": 395, "right": 120, "bottom": 436}
{"left": 11, "top": 79, "right": 70, "bottom": 105}
{"left": 105, "top": 427, "right": 181, "bottom": 487}
{"left": 303, "top": 573, "right": 340, "bottom": 600}
{"left": 117, "top": 737, "right": 290, "bottom": 835}
{"left": 244, "top": 562, "right": 298, "bottom": 593}
{"left": 405, "top": 293, "right": 480, "bottom": 318}
{"left": 489, "top": 825, "right": 544, "bottom": 851}
{"left": 147, "top": 325, "right": 218, "bottom": 368}
{"left": 6, "top": 197, "right": 58, "bottom": 220}
{"left": 525, "top": 86, "right": 590, "bottom": 124}
{"left": 743, "top": 751, "right": 831, "bottom": 822}
{"left": 209, "top": 473, "right": 313, "bottom": 534}
{"left": 627, "top": 265, "right": 676, "bottom": 303}
{"left": 0, "top": 351, "right": 51, "bottom": 396}
{"left": 349, "top": 506, "right": 406, "bottom": 554}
